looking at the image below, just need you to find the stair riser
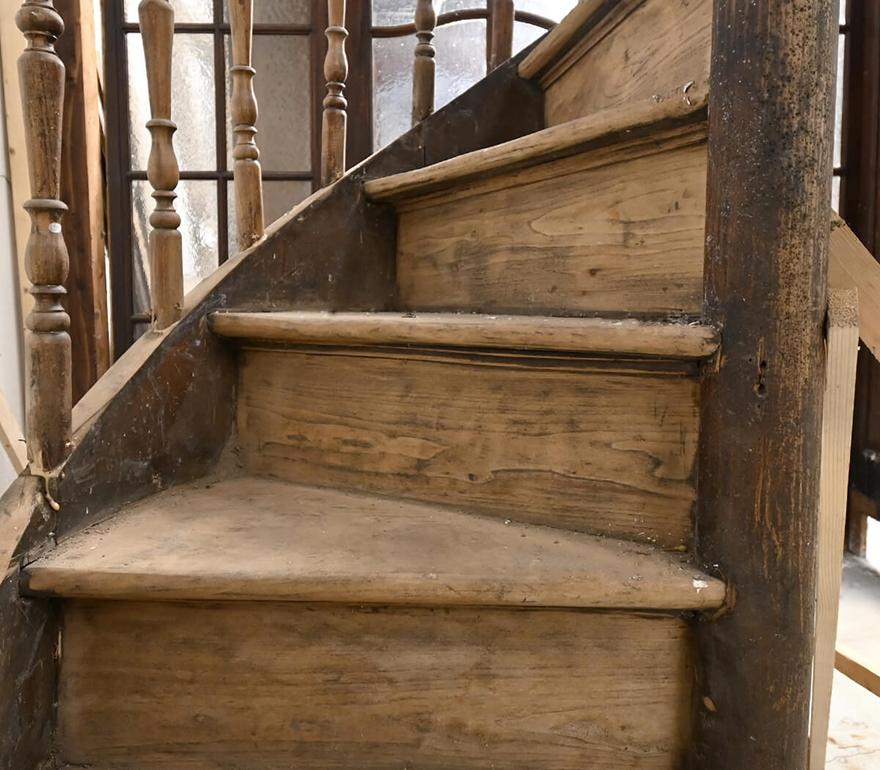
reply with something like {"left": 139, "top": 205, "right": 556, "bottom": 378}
{"left": 396, "top": 136, "right": 707, "bottom": 316}
{"left": 238, "top": 348, "right": 699, "bottom": 547}
{"left": 60, "top": 600, "right": 693, "bottom": 770}
{"left": 540, "top": 0, "right": 712, "bottom": 126}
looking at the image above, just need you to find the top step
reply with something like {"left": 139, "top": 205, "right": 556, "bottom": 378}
{"left": 364, "top": 87, "right": 707, "bottom": 203}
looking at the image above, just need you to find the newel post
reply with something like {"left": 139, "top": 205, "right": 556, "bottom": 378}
{"left": 16, "top": 0, "right": 72, "bottom": 474}
{"left": 138, "top": 0, "right": 183, "bottom": 329}
{"left": 689, "top": 0, "right": 839, "bottom": 767}
{"left": 229, "top": 0, "right": 264, "bottom": 251}
{"left": 411, "top": 0, "right": 436, "bottom": 125}
{"left": 321, "top": 0, "right": 348, "bottom": 185}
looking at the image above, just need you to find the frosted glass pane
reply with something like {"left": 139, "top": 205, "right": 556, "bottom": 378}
{"left": 128, "top": 34, "right": 217, "bottom": 171}
{"left": 832, "top": 176, "right": 841, "bottom": 213}
{"left": 513, "top": 20, "right": 547, "bottom": 54}
{"left": 225, "top": 35, "right": 311, "bottom": 171}
{"left": 435, "top": 21, "right": 486, "bottom": 110}
{"left": 132, "top": 180, "right": 220, "bottom": 299}
{"left": 227, "top": 179, "right": 312, "bottom": 251}
{"left": 223, "top": 0, "right": 311, "bottom": 23}
{"left": 834, "top": 33, "right": 845, "bottom": 169}
{"left": 514, "top": 0, "right": 577, "bottom": 20}
{"left": 373, "top": 0, "right": 487, "bottom": 25}
{"left": 840, "top": 0, "right": 848, "bottom": 25}
{"left": 125, "top": 0, "right": 214, "bottom": 23}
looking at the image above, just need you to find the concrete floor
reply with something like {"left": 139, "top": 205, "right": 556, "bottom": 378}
{"left": 827, "top": 671, "right": 880, "bottom": 768}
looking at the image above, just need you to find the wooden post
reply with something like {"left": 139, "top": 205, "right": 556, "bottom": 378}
{"left": 321, "top": 0, "right": 348, "bottom": 186}
{"left": 15, "top": 0, "right": 73, "bottom": 474}
{"left": 808, "top": 288, "right": 859, "bottom": 770}
{"left": 487, "top": 0, "right": 514, "bottom": 72}
{"left": 411, "top": 0, "right": 436, "bottom": 125}
{"left": 138, "top": 0, "right": 183, "bottom": 329}
{"left": 690, "top": 1, "right": 839, "bottom": 768}
{"left": 228, "top": 0, "right": 264, "bottom": 251}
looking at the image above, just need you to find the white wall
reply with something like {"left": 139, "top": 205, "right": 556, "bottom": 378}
{"left": 0, "top": 53, "right": 26, "bottom": 494}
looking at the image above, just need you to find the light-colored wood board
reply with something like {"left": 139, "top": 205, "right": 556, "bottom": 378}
{"left": 210, "top": 311, "right": 720, "bottom": 359}
{"left": 60, "top": 600, "right": 694, "bottom": 769}
{"left": 396, "top": 140, "right": 707, "bottom": 315}
{"left": 238, "top": 348, "right": 699, "bottom": 547}
{"left": 364, "top": 88, "right": 707, "bottom": 202}
{"left": 518, "top": 0, "right": 604, "bottom": 79}
{"left": 543, "top": 0, "right": 712, "bottom": 126}
{"left": 24, "top": 476, "right": 725, "bottom": 609}
{"left": 836, "top": 555, "right": 880, "bottom": 698}
{"left": 830, "top": 218, "right": 880, "bottom": 362}
{"left": 809, "top": 288, "right": 860, "bottom": 770}
{"left": 0, "top": 385, "right": 26, "bottom": 474}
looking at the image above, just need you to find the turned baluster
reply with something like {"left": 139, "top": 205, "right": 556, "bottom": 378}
{"left": 411, "top": 0, "right": 436, "bottom": 125}
{"left": 16, "top": 0, "right": 72, "bottom": 473}
{"left": 487, "top": 0, "right": 514, "bottom": 71}
{"left": 228, "top": 0, "right": 264, "bottom": 250}
{"left": 139, "top": 0, "right": 183, "bottom": 328}
{"left": 321, "top": 0, "right": 348, "bottom": 185}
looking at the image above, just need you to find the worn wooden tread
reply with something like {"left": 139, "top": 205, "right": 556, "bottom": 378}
{"left": 364, "top": 89, "right": 707, "bottom": 202}
{"left": 518, "top": 0, "right": 604, "bottom": 79}
{"left": 23, "top": 476, "right": 725, "bottom": 609}
{"left": 209, "top": 310, "right": 720, "bottom": 358}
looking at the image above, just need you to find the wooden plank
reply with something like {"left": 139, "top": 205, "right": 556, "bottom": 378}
{"left": 0, "top": 385, "right": 26, "bottom": 474}
{"left": 60, "top": 600, "right": 694, "bottom": 769}
{"left": 809, "top": 288, "right": 860, "bottom": 770}
{"left": 365, "top": 89, "right": 707, "bottom": 202}
{"left": 24, "top": 475, "right": 726, "bottom": 609}
{"left": 836, "top": 555, "right": 880, "bottom": 698}
{"left": 209, "top": 311, "right": 721, "bottom": 359}
{"left": 396, "top": 138, "right": 707, "bottom": 316}
{"left": 836, "top": 648, "right": 880, "bottom": 698}
{"left": 239, "top": 348, "right": 699, "bottom": 547}
{"left": 690, "top": 0, "right": 837, "bottom": 766}
{"left": 517, "top": 0, "right": 604, "bottom": 79}
{"left": 542, "top": 0, "right": 712, "bottom": 127}
{"left": 830, "top": 218, "right": 880, "bottom": 361}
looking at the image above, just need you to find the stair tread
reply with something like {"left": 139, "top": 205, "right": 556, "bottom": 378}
{"left": 23, "top": 476, "right": 725, "bottom": 609}
{"left": 364, "top": 87, "right": 707, "bottom": 202}
{"left": 209, "top": 310, "right": 720, "bottom": 359}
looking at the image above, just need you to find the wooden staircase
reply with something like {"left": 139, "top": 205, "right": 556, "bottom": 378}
{"left": 1, "top": 1, "right": 838, "bottom": 769}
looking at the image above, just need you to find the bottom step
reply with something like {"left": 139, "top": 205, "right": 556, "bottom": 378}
{"left": 60, "top": 600, "right": 692, "bottom": 769}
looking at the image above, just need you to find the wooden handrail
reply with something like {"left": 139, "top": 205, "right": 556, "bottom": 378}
{"left": 15, "top": 0, "right": 72, "bottom": 474}
{"left": 412, "top": 0, "right": 436, "bottom": 125}
{"left": 229, "top": 0, "right": 264, "bottom": 251}
{"left": 138, "top": 0, "right": 183, "bottom": 329}
{"left": 321, "top": 0, "right": 348, "bottom": 185}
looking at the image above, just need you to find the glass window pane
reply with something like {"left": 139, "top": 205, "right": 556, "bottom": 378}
{"left": 225, "top": 35, "right": 311, "bottom": 172}
{"left": 125, "top": 0, "right": 214, "bottom": 24}
{"left": 373, "top": 0, "right": 487, "bottom": 26}
{"left": 435, "top": 20, "right": 486, "bottom": 111}
{"left": 128, "top": 33, "right": 217, "bottom": 171}
{"left": 223, "top": 0, "right": 311, "bottom": 24}
{"left": 132, "top": 180, "right": 220, "bottom": 298}
{"left": 840, "top": 0, "right": 848, "bottom": 25}
{"left": 832, "top": 176, "right": 841, "bottom": 213}
{"left": 514, "top": 0, "right": 577, "bottom": 19}
{"left": 373, "top": 36, "right": 413, "bottom": 150}
{"left": 835, "top": 32, "right": 845, "bottom": 169}
{"left": 227, "top": 179, "right": 312, "bottom": 252}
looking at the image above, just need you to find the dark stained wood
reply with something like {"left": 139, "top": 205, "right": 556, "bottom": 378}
{"left": 411, "top": 0, "right": 436, "bottom": 125}
{"left": 321, "top": 0, "right": 348, "bottom": 185}
{"left": 55, "top": 0, "right": 110, "bottom": 403}
{"left": 16, "top": 0, "right": 73, "bottom": 474}
{"left": 690, "top": 1, "right": 838, "bottom": 767}
{"left": 487, "top": 0, "right": 514, "bottom": 70}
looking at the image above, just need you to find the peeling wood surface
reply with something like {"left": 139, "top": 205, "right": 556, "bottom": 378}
{"left": 60, "top": 601, "right": 694, "bottom": 769}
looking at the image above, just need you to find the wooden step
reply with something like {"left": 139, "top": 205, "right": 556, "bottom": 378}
{"left": 23, "top": 476, "right": 725, "bottom": 609}
{"left": 209, "top": 310, "right": 721, "bottom": 359}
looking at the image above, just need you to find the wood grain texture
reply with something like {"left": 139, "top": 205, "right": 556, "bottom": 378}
{"left": 238, "top": 348, "right": 699, "bottom": 546}
{"left": 23, "top": 475, "right": 725, "bottom": 609}
{"left": 809, "top": 288, "right": 860, "bottom": 770}
{"left": 396, "top": 138, "right": 707, "bottom": 315}
{"left": 321, "top": 0, "right": 348, "bottom": 185}
{"left": 365, "top": 89, "right": 707, "bottom": 202}
{"left": 0, "top": 386, "right": 27, "bottom": 474}
{"left": 517, "top": 0, "right": 604, "bottom": 79}
{"left": 210, "top": 311, "right": 721, "bottom": 358}
{"left": 543, "top": 0, "right": 712, "bottom": 127}
{"left": 60, "top": 600, "right": 694, "bottom": 769}
{"left": 411, "top": 0, "right": 435, "bottom": 124}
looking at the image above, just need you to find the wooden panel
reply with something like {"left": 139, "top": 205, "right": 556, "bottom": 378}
{"left": 396, "top": 140, "right": 707, "bottom": 316}
{"left": 543, "top": 0, "right": 713, "bottom": 127}
{"left": 238, "top": 349, "right": 699, "bottom": 546}
{"left": 830, "top": 219, "right": 880, "bottom": 361}
{"left": 60, "top": 600, "right": 693, "bottom": 769}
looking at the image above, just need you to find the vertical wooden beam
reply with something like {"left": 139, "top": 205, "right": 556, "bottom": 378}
{"left": 15, "top": 0, "right": 73, "bottom": 474}
{"left": 691, "top": 0, "right": 839, "bottom": 767}
{"left": 487, "top": 0, "right": 514, "bottom": 72}
{"left": 138, "top": 0, "right": 182, "bottom": 329}
{"left": 55, "top": 0, "right": 109, "bottom": 401}
{"left": 808, "top": 287, "right": 859, "bottom": 770}
{"left": 411, "top": 0, "right": 436, "bottom": 125}
{"left": 321, "top": 0, "right": 347, "bottom": 186}
{"left": 228, "top": 0, "right": 264, "bottom": 252}
{"left": 0, "top": 385, "right": 26, "bottom": 473}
